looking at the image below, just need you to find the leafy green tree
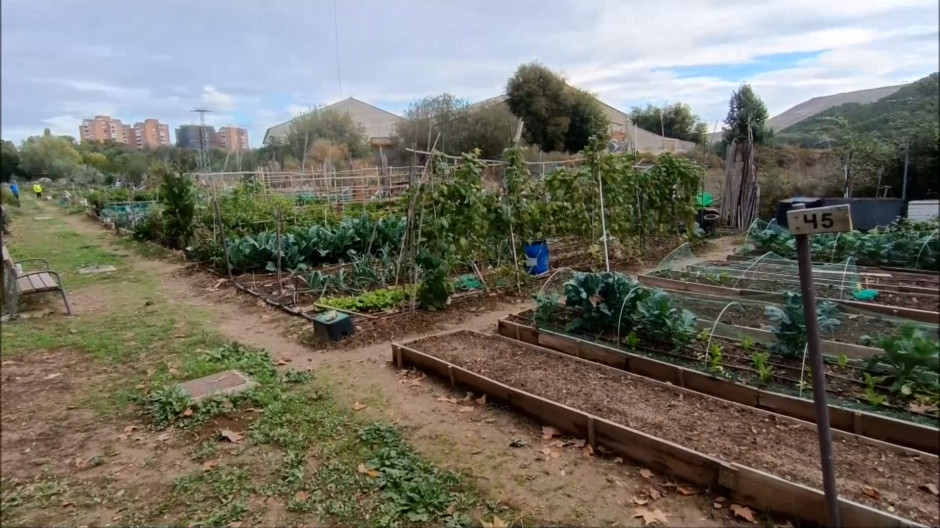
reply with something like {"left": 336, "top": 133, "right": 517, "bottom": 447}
{"left": 564, "top": 88, "right": 610, "bottom": 153}
{"left": 395, "top": 94, "right": 518, "bottom": 158}
{"left": 286, "top": 107, "right": 370, "bottom": 162}
{"left": 18, "top": 133, "right": 83, "bottom": 178}
{"left": 506, "top": 62, "right": 608, "bottom": 153}
{"left": 629, "top": 102, "right": 709, "bottom": 143}
{"left": 0, "top": 140, "right": 23, "bottom": 182}
{"left": 724, "top": 83, "right": 772, "bottom": 145}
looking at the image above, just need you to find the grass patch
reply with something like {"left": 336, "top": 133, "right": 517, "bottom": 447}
{"left": 1, "top": 200, "right": 495, "bottom": 528}
{"left": 137, "top": 341, "right": 478, "bottom": 527}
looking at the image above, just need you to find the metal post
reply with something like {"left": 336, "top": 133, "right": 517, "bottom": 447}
{"left": 790, "top": 202, "right": 841, "bottom": 527}
{"left": 901, "top": 138, "right": 910, "bottom": 201}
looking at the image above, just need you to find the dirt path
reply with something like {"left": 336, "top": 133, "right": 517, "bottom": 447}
{"left": 38, "top": 208, "right": 753, "bottom": 525}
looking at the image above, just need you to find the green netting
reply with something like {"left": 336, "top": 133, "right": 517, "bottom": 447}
{"left": 453, "top": 274, "right": 483, "bottom": 292}
{"left": 652, "top": 245, "right": 862, "bottom": 299}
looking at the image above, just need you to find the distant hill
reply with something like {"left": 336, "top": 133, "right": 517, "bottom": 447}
{"left": 705, "top": 80, "right": 914, "bottom": 145}
{"left": 770, "top": 84, "right": 905, "bottom": 132}
{"left": 776, "top": 72, "right": 938, "bottom": 146}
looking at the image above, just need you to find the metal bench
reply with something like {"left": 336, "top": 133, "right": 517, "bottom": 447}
{"left": 2, "top": 245, "right": 72, "bottom": 317}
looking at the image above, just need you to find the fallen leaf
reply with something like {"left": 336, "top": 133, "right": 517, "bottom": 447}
{"left": 458, "top": 406, "right": 475, "bottom": 413}
{"left": 648, "top": 489, "right": 661, "bottom": 501}
{"left": 550, "top": 451, "right": 560, "bottom": 458}
{"left": 123, "top": 425, "right": 138, "bottom": 433}
{"left": 551, "top": 440, "right": 565, "bottom": 448}
{"left": 276, "top": 359, "right": 288, "bottom": 366}
{"left": 730, "top": 504, "right": 757, "bottom": 523}
{"left": 560, "top": 469, "right": 566, "bottom": 476}
{"left": 633, "top": 507, "right": 668, "bottom": 526}
{"left": 227, "top": 522, "right": 243, "bottom": 528}
{"left": 922, "top": 483, "right": 939, "bottom": 496}
{"left": 713, "top": 502, "right": 723, "bottom": 509}
{"left": 909, "top": 401, "right": 939, "bottom": 413}
{"left": 436, "top": 396, "right": 459, "bottom": 404}
{"left": 541, "top": 426, "right": 559, "bottom": 439}
{"left": 474, "top": 394, "right": 487, "bottom": 406}
{"left": 352, "top": 402, "right": 367, "bottom": 411}
{"left": 219, "top": 429, "right": 243, "bottom": 443}
{"left": 134, "top": 384, "right": 146, "bottom": 390}
{"left": 583, "top": 444, "right": 594, "bottom": 457}
{"left": 481, "top": 515, "right": 508, "bottom": 528}
{"left": 202, "top": 459, "right": 220, "bottom": 471}
{"left": 294, "top": 491, "right": 308, "bottom": 501}
{"left": 639, "top": 468, "right": 654, "bottom": 479}
{"left": 677, "top": 486, "right": 696, "bottom": 496}
{"left": 715, "top": 496, "right": 726, "bottom": 503}
{"left": 357, "top": 463, "right": 370, "bottom": 474}
{"left": 632, "top": 496, "right": 648, "bottom": 506}
{"left": 182, "top": 408, "right": 194, "bottom": 417}
{"left": 44, "top": 373, "right": 62, "bottom": 380}
{"left": 861, "top": 485, "right": 881, "bottom": 500}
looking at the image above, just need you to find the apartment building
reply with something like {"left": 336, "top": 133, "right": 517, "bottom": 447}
{"left": 217, "top": 126, "right": 249, "bottom": 152}
{"left": 80, "top": 115, "right": 171, "bottom": 149}
{"left": 133, "top": 119, "right": 172, "bottom": 149}
{"left": 176, "top": 124, "right": 249, "bottom": 152}
{"left": 80, "top": 115, "right": 130, "bottom": 143}
{"left": 175, "top": 124, "right": 217, "bottom": 149}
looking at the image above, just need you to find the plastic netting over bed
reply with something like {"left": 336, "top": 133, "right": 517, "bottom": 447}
{"left": 652, "top": 244, "right": 862, "bottom": 299}
{"left": 663, "top": 290, "right": 938, "bottom": 343}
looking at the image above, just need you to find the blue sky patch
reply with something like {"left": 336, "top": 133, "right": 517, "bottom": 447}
{"left": 668, "top": 51, "right": 824, "bottom": 80}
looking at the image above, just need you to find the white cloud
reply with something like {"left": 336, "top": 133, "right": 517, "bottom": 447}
{"left": 0, "top": 0, "right": 936, "bottom": 145}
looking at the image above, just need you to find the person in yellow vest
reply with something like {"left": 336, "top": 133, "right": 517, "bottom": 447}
{"left": 33, "top": 182, "right": 43, "bottom": 199}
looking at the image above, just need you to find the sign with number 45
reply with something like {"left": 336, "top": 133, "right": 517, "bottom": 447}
{"left": 786, "top": 204, "right": 853, "bottom": 235}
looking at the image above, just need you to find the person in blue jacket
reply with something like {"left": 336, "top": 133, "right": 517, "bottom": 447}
{"left": 9, "top": 180, "right": 19, "bottom": 200}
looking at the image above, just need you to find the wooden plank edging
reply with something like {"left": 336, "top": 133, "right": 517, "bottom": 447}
{"left": 496, "top": 316, "right": 939, "bottom": 455}
{"left": 392, "top": 333, "right": 923, "bottom": 527}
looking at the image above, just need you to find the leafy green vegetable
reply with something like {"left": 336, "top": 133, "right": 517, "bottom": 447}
{"left": 865, "top": 324, "right": 939, "bottom": 398}
{"left": 765, "top": 292, "right": 841, "bottom": 358}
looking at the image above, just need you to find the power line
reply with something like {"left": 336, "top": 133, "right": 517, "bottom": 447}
{"left": 332, "top": 0, "right": 343, "bottom": 99}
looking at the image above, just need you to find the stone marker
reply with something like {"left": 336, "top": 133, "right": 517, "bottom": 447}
{"left": 78, "top": 265, "right": 118, "bottom": 275}
{"left": 177, "top": 370, "right": 256, "bottom": 402}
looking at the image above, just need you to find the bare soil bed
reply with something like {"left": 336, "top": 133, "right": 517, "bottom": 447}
{"left": 409, "top": 331, "right": 940, "bottom": 525}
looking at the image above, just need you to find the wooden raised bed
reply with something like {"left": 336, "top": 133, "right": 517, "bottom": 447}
{"left": 638, "top": 273, "right": 940, "bottom": 324}
{"left": 496, "top": 315, "right": 939, "bottom": 455}
{"left": 393, "top": 331, "right": 931, "bottom": 527}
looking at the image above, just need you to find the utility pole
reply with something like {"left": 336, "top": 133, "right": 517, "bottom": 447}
{"left": 191, "top": 108, "right": 213, "bottom": 173}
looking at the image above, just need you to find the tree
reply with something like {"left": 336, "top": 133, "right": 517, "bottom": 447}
{"left": 629, "top": 102, "right": 708, "bottom": 143}
{"left": 395, "top": 94, "right": 470, "bottom": 154}
{"left": 564, "top": 88, "right": 610, "bottom": 153}
{"left": 395, "top": 94, "right": 518, "bottom": 158}
{"left": 18, "top": 134, "right": 83, "bottom": 178}
{"left": 506, "top": 62, "right": 608, "bottom": 153}
{"left": 286, "top": 107, "right": 370, "bottom": 165}
{"left": 724, "top": 84, "right": 772, "bottom": 145}
{"left": 1, "top": 140, "right": 23, "bottom": 182}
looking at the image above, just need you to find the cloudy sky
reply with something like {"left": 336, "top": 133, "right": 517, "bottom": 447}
{"left": 2, "top": 0, "right": 937, "bottom": 147}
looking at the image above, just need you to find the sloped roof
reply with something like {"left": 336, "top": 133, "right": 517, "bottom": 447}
{"left": 262, "top": 97, "right": 403, "bottom": 145}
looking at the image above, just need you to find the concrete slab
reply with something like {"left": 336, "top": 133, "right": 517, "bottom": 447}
{"left": 78, "top": 265, "right": 118, "bottom": 275}
{"left": 177, "top": 370, "right": 256, "bottom": 402}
